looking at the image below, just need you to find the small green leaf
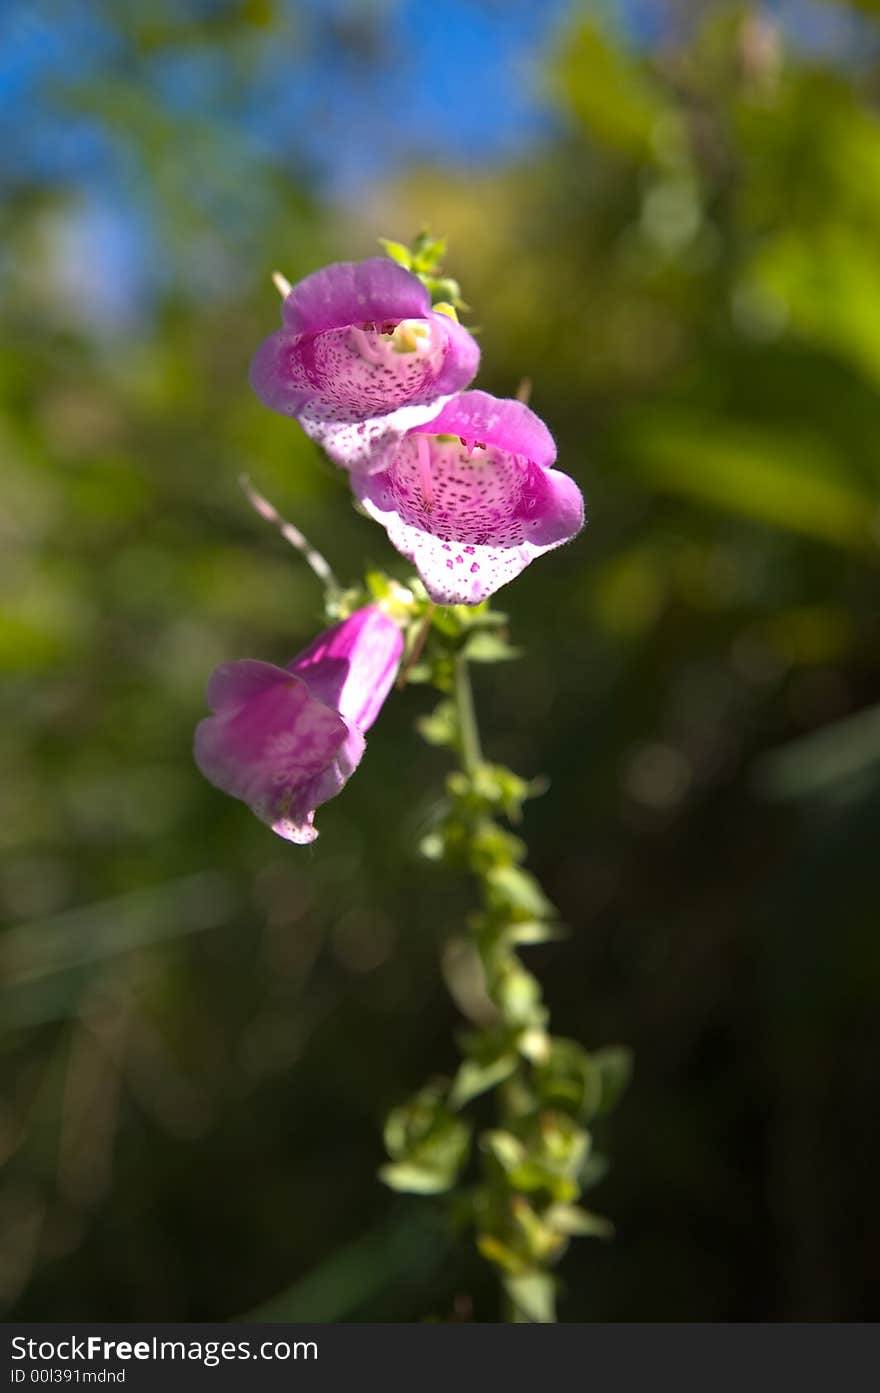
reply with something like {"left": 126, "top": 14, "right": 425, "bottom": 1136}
{"left": 382, "top": 1083, "right": 471, "bottom": 1191}
{"left": 470, "top": 823, "right": 526, "bottom": 873}
{"left": 536, "top": 1039, "right": 603, "bottom": 1120}
{"left": 469, "top": 764, "right": 532, "bottom": 820}
{"left": 449, "top": 1053, "right": 517, "bottom": 1110}
{"left": 487, "top": 865, "right": 555, "bottom": 917}
{"left": 378, "top": 237, "right": 412, "bottom": 268}
{"left": 492, "top": 960, "right": 545, "bottom": 1028}
{"left": 430, "top": 605, "right": 465, "bottom": 638}
{"left": 482, "top": 1129, "right": 528, "bottom": 1171}
{"left": 510, "top": 1198, "right": 568, "bottom": 1265}
{"left": 412, "top": 234, "right": 447, "bottom": 271}
{"left": 469, "top": 604, "right": 510, "bottom": 628}
{"left": 504, "top": 1271, "right": 557, "bottom": 1323}
{"left": 378, "top": 1162, "right": 456, "bottom": 1195}
{"left": 527, "top": 1110, "right": 590, "bottom": 1179}
{"left": 402, "top": 662, "right": 432, "bottom": 686}
{"left": 416, "top": 700, "right": 458, "bottom": 748}
{"left": 508, "top": 1162, "right": 578, "bottom": 1203}
{"left": 463, "top": 632, "right": 522, "bottom": 664}
{"left": 505, "top": 920, "right": 567, "bottom": 946}
{"left": 545, "top": 1204, "right": 614, "bottom": 1239}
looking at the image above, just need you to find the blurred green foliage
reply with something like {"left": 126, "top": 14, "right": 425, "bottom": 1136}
{"left": 2, "top": 1, "right": 880, "bottom": 1321}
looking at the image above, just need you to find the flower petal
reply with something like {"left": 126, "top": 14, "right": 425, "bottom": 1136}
{"left": 250, "top": 264, "right": 480, "bottom": 472}
{"left": 205, "top": 658, "right": 293, "bottom": 713}
{"left": 194, "top": 609, "right": 403, "bottom": 842}
{"left": 250, "top": 313, "right": 478, "bottom": 465}
{"left": 425, "top": 312, "right": 483, "bottom": 400}
{"left": 272, "top": 726, "right": 367, "bottom": 844}
{"left": 250, "top": 317, "right": 448, "bottom": 421}
{"left": 194, "top": 660, "right": 348, "bottom": 832}
{"left": 352, "top": 418, "right": 584, "bottom": 604}
{"left": 280, "top": 258, "right": 430, "bottom": 336}
{"left": 414, "top": 390, "right": 557, "bottom": 469}
{"left": 351, "top": 499, "right": 572, "bottom": 604}
{"left": 294, "top": 394, "right": 459, "bottom": 475}
{"left": 288, "top": 606, "right": 404, "bottom": 732}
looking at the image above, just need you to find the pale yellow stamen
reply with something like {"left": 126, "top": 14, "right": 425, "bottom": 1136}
{"left": 389, "top": 319, "right": 431, "bottom": 354}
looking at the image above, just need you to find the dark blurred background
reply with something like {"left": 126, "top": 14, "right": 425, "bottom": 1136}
{"left": 2, "top": 0, "right": 879, "bottom": 1322}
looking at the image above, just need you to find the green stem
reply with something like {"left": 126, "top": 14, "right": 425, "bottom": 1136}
{"left": 454, "top": 652, "right": 483, "bottom": 775}
{"left": 454, "top": 651, "right": 535, "bottom": 1323}
{"left": 387, "top": 607, "right": 617, "bottom": 1323}
{"left": 239, "top": 474, "right": 341, "bottom": 596}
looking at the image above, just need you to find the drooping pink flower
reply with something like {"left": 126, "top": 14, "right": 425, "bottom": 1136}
{"left": 194, "top": 607, "right": 403, "bottom": 843}
{"left": 351, "top": 391, "right": 585, "bottom": 605}
{"left": 250, "top": 258, "right": 480, "bottom": 472}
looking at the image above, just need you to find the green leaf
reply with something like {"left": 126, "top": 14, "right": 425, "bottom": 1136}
{"left": 482, "top": 1129, "right": 528, "bottom": 1171}
{"left": 505, "top": 920, "right": 567, "bottom": 946}
{"left": 463, "top": 603, "right": 509, "bottom": 629}
{"left": 429, "top": 605, "right": 465, "bottom": 638}
{"left": 510, "top": 1198, "right": 568, "bottom": 1265}
{"left": 545, "top": 1204, "right": 614, "bottom": 1239}
{"left": 530, "top": 1110, "right": 590, "bottom": 1177}
{"left": 508, "top": 1162, "right": 578, "bottom": 1203}
{"left": 401, "top": 662, "right": 433, "bottom": 686}
{"left": 378, "top": 238, "right": 412, "bottom": 269}
{"left": 378, "top": 1162, "right": 457, "bottom": 1195}
{"left": 416, "top": 700, "right": 458, "bottom": 748}
{"left": 382, "top": 1083, "right": 471, "bottom": 1192}
{"left": 469, "top": 764, "right": 532, "bottom": 820}
{"left": 469, "top": 824, "right": 526, "bottom": 874}
{"left": 486, "top": 865, "right": 555, "bottom": 917}
{"left": 535, "top": 1039, "right": 603, "bottom": 1120}
{"left": 504, "top": 1271, "right": 557, "bottom": 1323}
{"left": 412, "top": 235, "right": 447, "bottom": 272}
{"left": 491, "top": 961, "right": 545, "bottom": 1028}
{"left": 463, "top": 631, "right": 522, "bottom": 664}
{"left": 448, "top": 1053, "right": 517, "bottom": 1110}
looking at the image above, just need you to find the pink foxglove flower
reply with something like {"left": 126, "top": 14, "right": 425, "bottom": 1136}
{"left": 250, "top": 258, "right": 480, "bottom": 472}
{"left": 351, "top": 391, "right": 584, "bottom": 605}
{"left": 194, "top": 607, "right": 403, "bottom": 844}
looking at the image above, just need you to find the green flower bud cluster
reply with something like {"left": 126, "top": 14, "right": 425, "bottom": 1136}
{"left": 378, "top": 229, "right": 470, "bottom": 313}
